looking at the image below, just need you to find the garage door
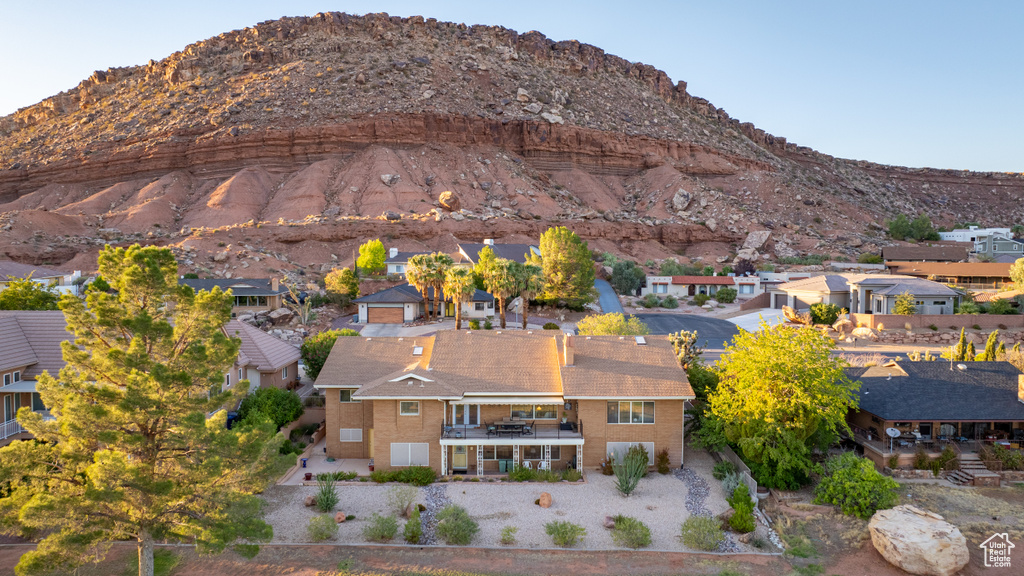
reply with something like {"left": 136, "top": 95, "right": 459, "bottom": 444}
{"left": 367, "top": 306, "right": 404, "bottom": 324}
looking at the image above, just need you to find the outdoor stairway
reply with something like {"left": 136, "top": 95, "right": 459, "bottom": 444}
{"left": 947, "top": 454, "right": 998, "bottom": 486}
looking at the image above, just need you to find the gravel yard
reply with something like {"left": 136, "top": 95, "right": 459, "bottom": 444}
{"left": 261, "top": 447, "right": 766, "bottom": 553}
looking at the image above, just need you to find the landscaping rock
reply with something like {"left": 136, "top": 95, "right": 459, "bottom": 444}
{"left": 538, "top": 492, "right": 552, "bottom": 508}
{"left": 304, "top": 495, "right": 315, "bottom": 507}
{"left": 268, "top": 307, "right": 294, "bottom": 324}
{"left": 852, "top": 327, "right": 878, "bottom": 340}
{"left": 603, "top": 516, "right": 615, "bottom": 529}
{"left": 869, "top": 505, "right": 969, "bottom": 576}
{"left": 438, "top": 190, "right": 461, "bottom": 211}
{"left": 335, "top": 512, "right": 347, "bottom": 523}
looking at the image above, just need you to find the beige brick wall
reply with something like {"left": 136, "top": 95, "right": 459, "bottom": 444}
{"left": 372, "top": 399, "right": 444, "bottom": 472}
{"left": 324, "top": 392, "right": 374, "bottom": 459}
{"left": 577, "top": 399, "right": 684, "bottom": 471}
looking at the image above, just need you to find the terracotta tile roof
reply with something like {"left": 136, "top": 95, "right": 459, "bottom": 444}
{"left": 559, "top": 335, "right": 694, "bottom": 399}
{"left": 881, "top": 245, "right": 969, "bottom": 262}
{"left": 313, "top": 336, "right": 434, "bottom": 388}
{"left": 975, "top": 289, "right": 1024, "bottom": 303}
{"left": 671, "top": 276, "right": 734, "bottom": 285}
{"left": 884, "top": 261, "right": 1013, "bottom": 279}
{"left": 0, "top": 261, "right": 65, "bottom": 282}
{"left": 0, "top": 311, "right": 73, "bottom": 378}
{"left": 223, "top": 320, "right": 300, "bottom": 371}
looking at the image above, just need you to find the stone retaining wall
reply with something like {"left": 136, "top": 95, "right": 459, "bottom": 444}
{"left": 862, "top": 327, "right": 1024, "bottom": 347}
{"left": 851, "top": 313, "right": 1024, "bottom": 331}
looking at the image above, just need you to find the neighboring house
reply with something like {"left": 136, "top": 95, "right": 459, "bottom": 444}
{"left": 0, "top": 311, "right": 70, "bottom": 445}
{"left": 223, "top": 320, "right": 301, "bottom": 391}
{"left": 883, "top": 262, "right": 1014, "bottom": 288}
{"left": 180, "top": 278, "right": 289, "bottom": 317}
{"left": 770, "top": 274, "right": 960, "bottom": 314}
{"left": 354, "top": 283, "right": 495, "bottom": 324}
{"left": 881, "top": 245, "right": 969, "bottom": 263}
{"left": 939, "top": 226, "right": 1012, "bottom": 243}
{"left": 973, "top": 234, "right": 1024, "bottom": 261}
{"left": 314, "top": 331, "right": 694, "bottom": 476}
{"left": 457, "top": 240, "right": 540, "bottom": 265}
{"left": 640, "top": 276, "right": 738, "bottom": 298}
{"left": 384, "top": 248, "right": 433, "bottom": 275}
{"left": 0, "top": 261, "right": 82, "bottom": 296}
{"left": 847, "top": 360, "right": 1024, "bottom": 470}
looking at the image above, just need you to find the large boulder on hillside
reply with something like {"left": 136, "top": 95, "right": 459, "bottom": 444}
{"left": 438, "top": 190, "right": 461, "bottom": 212}
{"left": 671, "top": 188, "right": 692, "bottom": 212}
{"left": 868, "top": 505, "right": 969, "bottom": 576}
{"left": 742, "top": 230, "right": 771, "bottom": 251}
{"left": 851, "top": 327, "right": 878, "bottom": 340}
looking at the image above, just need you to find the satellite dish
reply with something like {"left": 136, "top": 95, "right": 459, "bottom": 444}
{"left": 886, "top": 428, "right": 902, "bottom": 438}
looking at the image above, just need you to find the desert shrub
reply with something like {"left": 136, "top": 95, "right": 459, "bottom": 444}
{"left": 956, "top": 302, "right": 981, "bottom": 315}
{"left": 507, "top": 464, "right": 537, "bottom": 482}
{"left": 809, "top": 303, "right": 844, "bottom": 325}
{"left": 435, "top": 505, "right": 479, "bottom": 545}
{"left": 721, "top": 471, "right": 743, "bottom": 497}
{"left": 542, "top": 322, "right": 560, "bottom": 330}
{"left": 887, "top": 454, "right": 900, "bottom": 469}
{"left": 307, "top": 514, "right": 337, "bottom": 542}
{"left": 912, "top": 446, "right": 931, "bottom": 470}
{"left": 813, "top": 452, "right": 899, "bottom": 519}
{"left": 715, "top": 287, "right": 737, "bottom": 304}
{"left": 545, "top": 520, "right": 586, "bottom": 547}
{"left": 385, "top": 486, "right": 418, "bottom": 517}
{"left": 561, "top": 468, "right": 583, "bottom": 482}
{"left": 279, "top": 439, "right": 305, "bottom": 456}
{"left": 933, "top": 445, "right": 959, "bottom": 471}
{"left": 656, "top": 449, "right": 671, "bottom": 474}
{"left": 988, "top": 444, "right": 1024, "bottom": 471}
{"left": 680, "top": 516, "right": 724, "bottom": 551}
{"left": 639, "top": 293, "right": 661, "bottom": 308}
{"left": 499, "top": 525, "right": 518, "bottom": 545}
{"left": 693, "top": 293, "right": 710, "bottom": 306}
{"left": 316, "top": 471, "right": 358, "bottom": 481}
{"left": 237, "top": 387, "right": 303, "bottom": 429}
{"left": 929, "top": 324, "right": 938, "bottom": 331}
{"left": 362, "top": 513, "right": 399, "bottom": 542}
{"left": 370, "top": 470, "right": 390, "bottom": 483}
{"left": 600, "top": 454, "right": 616, "bottom": 475}
{"left": 315, "top": 476, "right": 339, "bottom": 512}
{"left": 468, "top": 319, "right": 480, "bottom": 330}
{"left": 484, "top": 319, "right": 493, "bottom": 330}
{"left": 661, "top": 295, "right": 679, "bottom": 309}
{"left": 857, "top": 253, "right": 883, "bottom": 264}
{"left": 613, "top": 445, "right": 649, "bottom": 496}
{"left": 712, "top": 460, "right": 739, "bottom": 480}
{"left": 611, "top": 515, "right": 652, "bottom": 549}
{"left": 369, "top": 467, "right": 436, "bottom": 486}
{"left": 986, "top": 299, "right": 1017, "bottom": 315}
{"left": 403, "top": 507, "right": 422, "bottom": 544}
{"left": 727, "top": 485, "right": 756, "bottom": 533}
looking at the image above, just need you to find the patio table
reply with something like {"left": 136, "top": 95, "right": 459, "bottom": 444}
{"left": 496, "top": 421, "right": 525, "bottom": 437}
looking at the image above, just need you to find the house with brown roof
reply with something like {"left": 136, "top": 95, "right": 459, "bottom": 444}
{"left": 180, "top": 278, "right": 289, "bottom": 317}
{"left": 0, "top": 311, "right": 70, "bottom": 445}
{"left": 641, "top": 275, "right": 750, "bottom": 299}
{"left": 883, "top": 262, "right": 1014, "bottom": 288}
{"left": 769, "top": 274, "right": 961, "bottom": 314}
{"left": 881, "top": 245, "right": 969, "bottom": 263}
{"left": 223, "top": 320, "right": 301, "bottom": 391}
{"left": 354, "top": 283, "right": 495, "bottom": 324}
{"left": 314, "top": 330, "right": 694, "bottom": 476}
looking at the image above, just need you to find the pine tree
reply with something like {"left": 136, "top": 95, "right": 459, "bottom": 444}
{"left": 967, "top": 341, "right": 976, "bottom": 360}
{"left": 996, "top": 341, "right": 1006, "bottom": 358}
{"left": 950, "top": 328, "right": 968, "bottom": 362}
{"left": 1014, "top": 342, "right": 1021, "bottom": 353}
{"left": 978, "top": 330, "right": 1000, "bottom": 361}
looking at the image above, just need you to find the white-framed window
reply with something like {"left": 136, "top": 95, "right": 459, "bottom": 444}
{"left": 12, "top": 371, "right": 20, "bottom": 383}
{"left": 339, "top": 389, "right": 360, "bottom": 403}
{"left": 524, "top": 445, "right": 560, "bottom": 460}
{"left": 607, "top": 401, "right": 655, "bottom": 424}
{"left": 739, "top": 284, "right": 754, "bottom": 294}
{"left": 224, "top": 374, "right": 230, "bottom": 391}
{"left": 653, "top": 283, "right": 668, "bottom": 294}
{"left": 606, "top": 442, "right": 656, "bottom": 466}
{"left": 238, "top": 368, "right": 243, "bottom": 381}
{"left": 2, "top": 374, "right": 9, "bottom": 386}
{"left": 452, "top": 404, "right": 479, "bottom": 426}
{"left": 486, "top": 301, "right": 493, "bottom": 309}
{"left": 391, "top": 442, "right": 429, "bottom": 466}
{"left": 282, "top": 366, "right": 288, "bottom": 378}
{"left": 482, "top": 445, "right": 514, "bottom": 460}
{"left": 475, "top": 302, "right": 485, "bottom": 311}
{"left": 396, "top": 265, "right": 406, "bottom": 273}
{"left": 339, "top": 428, "right": 363, "bottom": 442}
{"left": 511, "top": 404, "right": 557, "bottom": 419}
{"left": 400, "top": 401, "right": 420, "bottom": 415}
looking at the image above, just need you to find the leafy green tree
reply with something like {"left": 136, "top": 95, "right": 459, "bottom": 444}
{"left": 87, "top": 275, "right": 111, "bottom": 293}
{"left": 474, "top": 245, "right": 498, "bottom": 285}
{"left": 714, "top": 287, "right": 737, "bottom": 304}
{"left": 301, "top": 329, "right": 359, "bottom": 381}
{"left": 813, "top": 452, "right": 899, "bottom": 519}
{"left": 909, "top": 215, "right": 940, "bottom": 241}
{"left": 481, "top": 258, "right": 518, "bottom": 329}
{"left": 356, "top": 239, "right": 386, "bottom": 275}
{"left": 893, "top": 291, "right": 917, "bottom": 315}
{"left": 707, "top": 322, "right": 859, "bottom": 489}
{"left": 1011, "top": 257, "right": 1024, "bottom": 287}
{"left": 537, "top": 226, "right": 596, "bottom": 307}
{"left": 610, "top": 260, "right": 645, "bottom": 296}
{"left": 0, "top": 245, "right": 279, "bottom": 576}
{"left": 701, "top": 265, "right": 715, "bottom": 276}
{"left": 0, "top": 277, "right": 58, "bottom": 310}
{"left": 238, "top": 387, "right": 304, "bottom": 430}
{"left": 443, "top": 267, "right": 476, "bottom": 330}
{"left": 887, "top": 214, "right": 912, "bottom": 240}
{"left": 809, "top": 303, "right": 844, "bottom": 325}
{"left": 576, "top": 313, "right": 649, "bottom": 336}
{"left": 324, "top": 267, "right": 359, "bottom": 304}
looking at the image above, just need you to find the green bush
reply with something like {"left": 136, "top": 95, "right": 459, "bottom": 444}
{"left": 957, "top": 301, "right": 981, "bottom": 315}
{"left": 721, "top": 472, "right": 743, "bottom": 496}
{"left": 561, "top": 467, "right": 583, "bottom": 482}
{"left": 613, "top": 444, "right": 649, "bottom": 496}
{"left": 385, "top": 485, "right": 418, "bottom": 517}
{"left": 468, "top": 319, "right": 480, "bottom": 330}
{"left": 809, "top": 303, "right": 844, "bottom": 325}
{"left": 813, "top": 452, "right": 899, "bottom": 519}
{"left": 435, "top": 505, "right": 479, "bottom": 545}
{"left": 307, "top": 514, "right": 337, "bottom": 542}
{"left": 545, "top": 520, "right": 586, "bottom": 547}
{"left": 913, "top": 446, "right": 931, "bottom": 470}
{"left": 316, "top": 471, "right": 358, "bottom": 481}
{"left": 484, "top": 319, "right": 493, "bottom": 330}
{"left": 301, "top": 329, "right": 359, "bottom": 381}
{"left": 542, "top": 322, "right": 560, "bottom": 330}
{"left": 639, "top": 293, "right": 661, "bottom": 308}
{"left": 727, "top": 485, "right": 756, "bottom": 533}
{"left": 507, "top": 464, "right": 536, "bottom": 482}
{"left": 315, "top": 477, "right": 339, "bottom": 512}
{"left": 369, "top": 467, "right": 436, "bottom": 486}
{"left": 499, "top": 525, "right": 518, "bottom": 545}
{"left": 279, "top": 439, "right": 305, "bottom": 455}
{"left": 984, "top": 444, "right": 1024, "bottom": 471}
{"left": 715, "top": 287, "right": 737, "bottom": 304}
{"left": 610, "top": 260, "right": 646, "bottom": 295}
{"left": 237, "top": 387, "right": 303, "bottom": 430}
{"left": 362, "top": 513, "right": 399, "bottom": 542}
{"left": 857, "top": 253, "right": 883, "bottom": 264}
{"left": 662, "top": 295, "right": 679, "bottom": 309}
{"left": 656, "top": 449, "right": 671, "bottom": 474}
{"left": 693, "top": 293, "right": 710, "bottom": 306}
{"left": 680, "top": 516, "right": 724, "bottom": 551}
{"left": 712, "top": 460, "right": 739, "bottom": 480}
{"left": 403, "top": 507, "right": 423, "bottom": 544}
{"left": 611, "top": 515, "right": 652, "bottom": 549}
{"left": 986, "top": 299, "right": 1017, "bottom": 315}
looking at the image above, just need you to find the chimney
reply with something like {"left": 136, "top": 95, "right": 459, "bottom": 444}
{"left": 484, "top": 238, "right": 494, "bottom": 246}
{"left": 1019, "top": 375, "right": 1024, "bottom": 404}
{"left": 563, "top": 333, "right": 574, "bottom": 367}
{"left": 389, "top": 247, "right": 398, "bottom": 258}
{"left": 271, "top": 277, "right": 279, "bottom": 291}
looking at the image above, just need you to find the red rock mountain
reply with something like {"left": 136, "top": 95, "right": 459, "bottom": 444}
{"left": 1, "top": 12, "right": 1021, "bottom": 273}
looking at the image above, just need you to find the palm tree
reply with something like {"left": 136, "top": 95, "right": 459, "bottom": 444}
{"left": 428, "top": 252, "right": 454, "bottom": 321}
{"left": 514, "top": 262, "right": 545, "bottom": 330}
{"left": 443, "top": 267, "right": 476, "bottom": 330}
{"left": 483, "top": 258, "right": 518, "bottom": 329}
{"left": 405, "top": 254, "right": 433, "bottom": 321}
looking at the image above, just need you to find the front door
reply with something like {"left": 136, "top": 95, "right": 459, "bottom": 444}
{"left": 446, "top": 302, "right": 455, "bottom": 317}
{"left": 452, "top": 446, "right": 468, "bottom": 472}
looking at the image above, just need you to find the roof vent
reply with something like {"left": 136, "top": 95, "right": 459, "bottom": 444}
{"left": 398, "top": 337, "right": 404, "bottom": 341}
{"left": 957, "top": 363, "right": 967, "bottom": 371}
{"left": 413, "top": 346, "right": 423, "bottom": 356}
{"left": 635, "top": 336, "right": 647, "bottom": 346}
{"left": 419, "top": 382, "right": 425, "bottom": 388}
{"left": 619, "top": 336, "right": 625, "bottom": 340}
{"left": 496, "top": 331, "right": 501, "bottom": 334}
{"left": 365, "top": 337, "right": 372, "bottom": 341}
{"left": 407, "top": 380, "right": 414, "bottom": 386}
{"left": 585, "top": 336, "right": 591, "bottom": 340}
{"left": 527, "top": 331, "right": 533, "bottom": 334}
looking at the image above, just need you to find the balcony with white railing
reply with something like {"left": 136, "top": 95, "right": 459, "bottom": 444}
{"left": 0, "top": 410, "right": 53, "bottom": 441}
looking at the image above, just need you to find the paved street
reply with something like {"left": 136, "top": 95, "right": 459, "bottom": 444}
{"left": 633, "top": 313, "right": 741, "bottom": 349}
{"left": 594, "top": 279, "right": 624, "bottom": 314}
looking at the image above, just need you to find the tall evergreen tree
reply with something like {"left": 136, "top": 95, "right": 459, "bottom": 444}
{"left": 537, "top": 226, "right": 596, "bottom": 308}
{"left": 978, "top": 330, "right": 1000, "bottom": 361}
{"left": 967, "top": 341, "right": 976, "bottom": 360}
{"left": 949, "top": 328, "right": 968, "bottom": 362}
{"left": 0, "top": 245, "right": 280, "bottom": 576}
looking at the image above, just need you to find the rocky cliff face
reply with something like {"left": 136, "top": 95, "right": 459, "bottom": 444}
{"left": 1, "top": 12, "right": 1021, "bottom": 273}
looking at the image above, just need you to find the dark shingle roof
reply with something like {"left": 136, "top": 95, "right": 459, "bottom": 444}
{"left": 0, "top": 261, "right": 65, "bottom": 281}
{"left": 384, "top": 251, "right": 432, "bottom": 264}
{"left": 0, "top": 311, "right": 73, "bottom": 377}
{"left": 354, "top": 284, "right": 493, "bottom": 304}
{"left": 881, "top": 246, "right": 969, "bottom": 262}
{"left": 458, "top": 243, "right": 537, "bottom": 264}
{"left": 849, "top": 361, "right": 1024, "bottom": 421}
{"left": 180, "top": 278, "right": 287, "bottom": 297}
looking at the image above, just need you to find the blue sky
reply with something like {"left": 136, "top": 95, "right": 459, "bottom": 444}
{"left": 2, "top": 1, "right": 1020, "bottom": 172}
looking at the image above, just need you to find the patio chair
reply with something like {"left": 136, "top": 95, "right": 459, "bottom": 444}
{"left": 522, "top": 460, "right": 532, "bottom": 470}
{"left": 486, "top": 424, "right": 497, "bottom": 437}
{"left": 443, "top": 426, "right": 453, "bottom": 438}
{"left": 538, "top": 460, "right": 551, "bottom": 471}
{"left": 522, "top": 421, "right": 534, "bottom": 436}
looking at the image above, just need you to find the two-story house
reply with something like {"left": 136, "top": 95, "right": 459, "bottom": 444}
{"left": 0, "top": 311, "right": 70, "bottom": 445}
{"left": 180, "top": 278, "right": 289, "bottom": 317}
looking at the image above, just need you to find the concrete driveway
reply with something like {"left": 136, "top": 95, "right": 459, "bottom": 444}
{"left": 595, "top": 279, "right": 624, "bottom": 314}
{"left": 633, "top": 313, "right": 741, "bottom": 349}
{"left": 727, "top": 308, "right": 787, "bottom": 332}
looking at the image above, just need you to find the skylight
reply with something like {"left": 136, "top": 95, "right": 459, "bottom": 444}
{"left": 413, "top": 346, "right": 423, "bottom": 356}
